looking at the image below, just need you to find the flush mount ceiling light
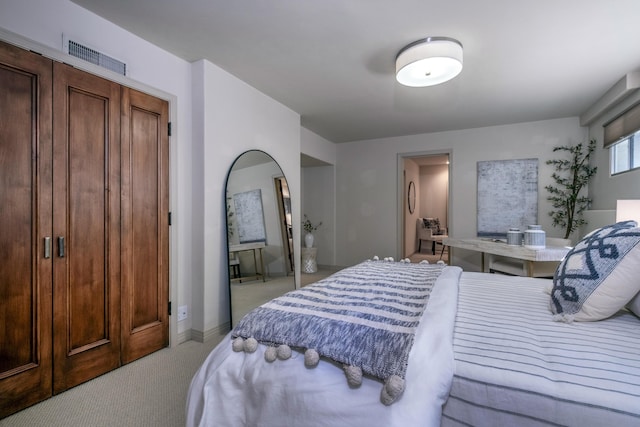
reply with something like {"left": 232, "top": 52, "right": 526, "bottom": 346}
{"left": 395, "top": 37, "right": 463, "bottom": 87}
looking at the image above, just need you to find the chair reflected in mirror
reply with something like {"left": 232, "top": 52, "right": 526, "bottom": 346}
{"left": 229, "top": 253, "right": 240, "bottom": 279}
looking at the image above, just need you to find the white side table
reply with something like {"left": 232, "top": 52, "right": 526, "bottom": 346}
{"left": 301, "top": 247, "right": 318, "bottom": 273}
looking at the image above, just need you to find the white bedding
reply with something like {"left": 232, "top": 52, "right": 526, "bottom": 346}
{"left": 186, "top": 265, "right": 462, "bottom": 427}
{"left": 442, "top": 272, "right": 640, "bottom": 427}
{"left": 187, "top": 268, "right": 640, "bottom": 427}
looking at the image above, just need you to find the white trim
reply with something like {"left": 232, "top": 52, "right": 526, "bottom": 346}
{"left": 190, "top": 323, "right": 231, "bottom": 343}
{"left": 397, "top": 149, "right": 453, "bottom": 261}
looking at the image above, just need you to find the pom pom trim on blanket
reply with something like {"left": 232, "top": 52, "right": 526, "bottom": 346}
{"left": 231, "top": 257, "right": 446, "bottom": 405}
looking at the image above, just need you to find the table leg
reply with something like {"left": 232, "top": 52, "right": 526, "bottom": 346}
{"left": 258, "top": 248, "right": 266, "bottom": 281}
{"left": 525, "top": 260, "right": 534, "bottom": 277}
{"left": 482, "top": 252, "right": 491, "bottom": 273}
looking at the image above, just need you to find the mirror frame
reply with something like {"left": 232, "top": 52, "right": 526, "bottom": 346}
{"left": 408, "top": 180, "right": 416, "bottom": 214}
{"left": 225, "top": 150, "right": 296, "bottom": 327}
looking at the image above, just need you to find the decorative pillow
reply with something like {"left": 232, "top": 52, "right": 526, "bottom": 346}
{"left": 550, "top": 220, "right": 640, "bottom": 322}
{"left": 423, "top": 218, "right": 442, "bottom": 235}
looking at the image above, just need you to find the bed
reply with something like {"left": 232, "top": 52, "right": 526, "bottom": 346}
{"left": 442, "top": 272, "right": 640, "bottom": 426}
{"left": 186, "top": 222, "right": 640, "bottom": 427}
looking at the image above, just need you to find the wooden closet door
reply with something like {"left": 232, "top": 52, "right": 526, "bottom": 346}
{"left": 0, "top": 41, "right": 53, "bottom": 418}
{"left": 52, "top": 63, "right": 121, "bottom": 393}
{"left": 120, "top": 87, "right": 169, "bottom": 364}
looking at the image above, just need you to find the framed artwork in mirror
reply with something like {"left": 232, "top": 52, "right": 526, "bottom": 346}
{"left": 225, "top": 150, "right": 296, "bottom": 327}
{"left": 408, "top": 180, "right": 416, "bottom": 214}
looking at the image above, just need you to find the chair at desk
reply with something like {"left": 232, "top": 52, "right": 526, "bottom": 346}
{"left": 417, "top": 217, "right": 448, "bottom": 257}
{"left": 229, "top": 253, "right": 241, "bottom": 279}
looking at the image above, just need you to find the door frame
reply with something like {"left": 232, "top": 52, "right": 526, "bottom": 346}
{"left": 0, "top": 28, "right": 180, "bottom": 347}
{"left": 274, "top": 176, "right": 294, "bottom": 276}
{"left": 396, "top": 149, "right": 453, "bottom": 261}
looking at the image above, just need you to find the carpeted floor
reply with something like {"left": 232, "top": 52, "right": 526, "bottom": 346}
{"left": 410, "top": 245, "right": 449, "bottom": 264}
{"left": 2, "top": 268, "right": 341, "bottom": 427}
{"left": 1, "top": 259, "right": 443, "bottom": 426}
{"left": 300, "top": 265, "right": 344, "bottom": 286}
{"left": 0, "top": 337, "right": 222, "bottom": 427}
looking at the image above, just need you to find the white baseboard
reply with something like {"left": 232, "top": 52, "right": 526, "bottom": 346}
{"left": 190, "top": 322, "right": 231, "bottom": 343}
{"left": 176, "top": 329, "right": 192, "bottom": 344}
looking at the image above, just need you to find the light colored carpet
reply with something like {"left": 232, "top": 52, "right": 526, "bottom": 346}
{"left": 2, "top": 268, "right": 341, "bottom": 426}
{"left": 231, "top": 276, "right": 296, "bottom": 326}
{"left": 1, "top": 261, "right": 437, "bottom": 426}
{"left": 300, "top": 265, "right": 344, "bottom": 286}
{"left": 0, "top": 337, "right": 222, "bottom": 427}
{"left": 410, "top": 245, "right": 449, "bottom": 265}
{"left": 231, "top": 268, "right": 341, "bottom": 327}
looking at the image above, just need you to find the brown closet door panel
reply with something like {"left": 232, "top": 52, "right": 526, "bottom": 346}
{"left": 67, "top": 90, "right": 108, "bottom": 348}
{"left": 0, "top": 41, "right": 53, "bottom": 418}
{"left": 131, "top": 105, "right": 159, "bottom": 327}
{"left": 52, "top": 63, "right": 121, "bottom": 393}
{"left": 0, "top": 57, "right": 39, "bottom": 371}
{"left": 121, "top": 87, "right": 169, "bottom": 364}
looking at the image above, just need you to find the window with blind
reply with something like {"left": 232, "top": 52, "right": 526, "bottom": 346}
{"left": 604, "top": 102, "right": 640, "bottom": 175}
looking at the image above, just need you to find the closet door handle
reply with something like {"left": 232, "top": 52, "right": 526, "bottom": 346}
{"left": 57, "top": 237, "right": 65, "bottom": 258}
{"left": 44, "top": 237, "right": 51, "bottom": 259}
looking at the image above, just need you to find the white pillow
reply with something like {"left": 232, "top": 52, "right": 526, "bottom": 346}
{"left": 550, "top": 221, "right": 640, "bottom": 322}
{"left": 628, "top": 292, "right": 640, "bottom": 318}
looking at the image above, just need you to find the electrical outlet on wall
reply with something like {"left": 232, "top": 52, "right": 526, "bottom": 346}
{"left": 178, "top": 305, "right": 188, "bottom": 321}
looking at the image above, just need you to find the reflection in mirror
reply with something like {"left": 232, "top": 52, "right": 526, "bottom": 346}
{"left": 226, "top": 150, "right": 296, "bottom": 327}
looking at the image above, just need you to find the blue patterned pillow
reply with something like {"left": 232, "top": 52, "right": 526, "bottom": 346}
{"left": 550, "top": 221, "right": 640, "bottom": 322}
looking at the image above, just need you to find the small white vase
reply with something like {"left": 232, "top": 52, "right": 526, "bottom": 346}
{"left": 304, "top": 232, "right": 314, "bottom": 248}
{"left": 524, "top": 225, "right": 546, "bottom": 249}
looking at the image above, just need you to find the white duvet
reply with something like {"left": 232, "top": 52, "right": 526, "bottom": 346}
{"left": 186, "top": 266, "right": 462, "bottom": 427}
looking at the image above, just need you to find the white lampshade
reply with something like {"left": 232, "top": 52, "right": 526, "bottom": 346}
{"left": 616, "top": 199, "right": 640, "bottom": 223}
{"left": 396, "top": 37, "right": 463, "bottom": 87}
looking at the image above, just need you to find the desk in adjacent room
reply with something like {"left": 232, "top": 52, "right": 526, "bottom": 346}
{"left": 443, "top": 237, "right": 571, "bottom": 277}
{"left": 229, "top": 242, "right": 266, "bottom": 282}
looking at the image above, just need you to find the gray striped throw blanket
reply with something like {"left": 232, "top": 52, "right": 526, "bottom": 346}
{"left": 231, "top": 259, "right": 445, "bottom": 405}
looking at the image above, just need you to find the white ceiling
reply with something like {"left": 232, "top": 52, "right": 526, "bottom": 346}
{"left": 71, "top": 0, "right": 640, "bottom": 143}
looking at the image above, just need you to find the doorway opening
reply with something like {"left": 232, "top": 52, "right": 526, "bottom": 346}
{"left": 398, "top": 151, "right": 451, "bottom": 263}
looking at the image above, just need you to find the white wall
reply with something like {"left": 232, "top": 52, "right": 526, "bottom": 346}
{"left": 587, "top": 91, "right": 640, "bottom": 209}
{"left": 403, "top": 159, "right": 420, "bottom": 258}
{"left": 301, "top": 128, "right": 338, "bottom": 267}
{"left": 193, "top": 59, "right": 300, "bottom": 336}
{"left": 302, "top": 166, "right": 336, "bottom": 266}
{"left": 301, "top": 127, "right": 337, "bottom": 165}
{"left": 0, "top": 0, "right": 195, "bottom": 342}
{"left": 1, "top": 0, "right": 302, "bottom": 342}
{"left": 419, "top": 164, "right": 449, "bottom": 230}
{"left": 336, "top": 117, "right": 588, "bottom": 271}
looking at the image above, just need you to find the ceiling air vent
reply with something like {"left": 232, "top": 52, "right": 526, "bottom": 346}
{"left": 65, "top": 38, "right": 126, "bottom": 76}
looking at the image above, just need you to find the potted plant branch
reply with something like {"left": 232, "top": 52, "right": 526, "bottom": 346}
{"left": 545, "top": 139, "right": 597, "bottom": 240}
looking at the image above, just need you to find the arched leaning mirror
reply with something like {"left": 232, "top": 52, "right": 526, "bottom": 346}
{"left": 226, "top": 150, "right": 295, "bottom": 327}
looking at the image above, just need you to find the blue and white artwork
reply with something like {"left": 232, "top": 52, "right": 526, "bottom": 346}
{"left": 233, "top": 189, "right": 266, "bottom": 243}
{"left": 477, "top": 158, "right": 538, "bottom": 238}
